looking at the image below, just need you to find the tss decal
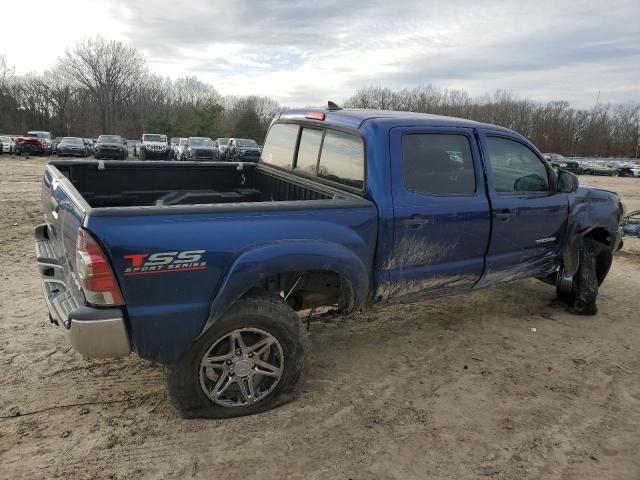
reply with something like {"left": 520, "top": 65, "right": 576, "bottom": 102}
{"left": 123, "top": 250, "right": 207, "bottom": 275}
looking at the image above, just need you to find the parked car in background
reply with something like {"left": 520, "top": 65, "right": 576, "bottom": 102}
{"left": 184, "top": 137, "right": 219, "bottom": 161}
{"left": 57, "top": 137, "right": 89, "bottom": 157}
{"left": 174, "top": 137, "right": 188, "bottom": 160}
{"left": 581, "top": 161, "right": 618, "bottom": 176}
{"left": 543, "top": 153, "right": 581, "bottom": 174}
{"left": 26, "top": 131, "right": 53, "bottom": 155}
{"left": 94, "top": 135, "right": 128, "bottom": 160}
{"left": 169, "top": 137, "right": 180, "bottom": 159}
{"left": 138, "top": 133, "right": 170, "bottom": 160}
{"left": 226, "top": 138, "right": 261, "bottom": 162}
{"left": 0, "top": 135, "right": 15, "bottom": 154}
{"left": 14, "top": 134, "right": 45, "bottom": 156}
{"left": 81, "top": 139, "right": 94, "bottom": 155}
{"left": 51, "top": 137, "right": 61, "bottom": 154}
{"left": 607, "top": 160, "right": 640, "bottom": 177}
{"left": 216, "top": 137, "right": 230, "bottom": 158}
{"left": 126, "top": 140, "right": 139, "bottom": 157}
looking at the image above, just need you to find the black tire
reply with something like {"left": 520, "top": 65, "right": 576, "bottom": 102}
{"left": 557, "top": 238, "right": 612, "bottom": 315}
{"left": 165, "top": 292, "right": 308, "bottom": 419}
{"left": 139, "top": 148, "right": 146, "bottom": 161}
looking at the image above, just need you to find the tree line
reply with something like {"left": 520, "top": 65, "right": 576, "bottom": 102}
{"left": 344, "top": 86, "right": 640, "bottom": 158}
{"left": 0, "top": 36, "right": 638, "bottom": 157}
{"left": 0, "top": 37, "right": 280, "bottom": 143}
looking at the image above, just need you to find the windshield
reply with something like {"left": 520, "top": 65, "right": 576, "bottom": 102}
{"left": 0, "top": 136, "right": 9, "bottom": 142}
{"left": 190, "top": 137, "right": 213, "bottom": 147}
{"left": 237, "top": 139, "right": 258, "bottom": 148}
{"left": 98, "top": 135, "right": 122, "bottom": 143}
{"left": 217, "top": 138, "right": 229, "bottom": 146}
{"left": 179, "top": 138, "right": 188, "bottom": 146}
{"left": 61, "top": 137, "right": 84, "bottom": 145}
{"left": 143, "top": 134, "right": 165, "bottom": 142}
{"left": 27, "top": 131, "right": 51, "bottom": 140}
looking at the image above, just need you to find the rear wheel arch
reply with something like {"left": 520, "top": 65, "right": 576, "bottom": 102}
{"left": 201, "top": 242, "right": 370, "bottom": 336}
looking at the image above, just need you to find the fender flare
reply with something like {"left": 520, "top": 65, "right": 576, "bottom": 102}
{"left": 201, "top": 241, "right": 371, "bottom": 333}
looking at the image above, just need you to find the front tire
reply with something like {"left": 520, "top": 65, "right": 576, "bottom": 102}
{"left": 557, "top": 238, "right": 612, "bottom": 315}
{"left": 165, "top": 293, "right": 308, "bottom": 419}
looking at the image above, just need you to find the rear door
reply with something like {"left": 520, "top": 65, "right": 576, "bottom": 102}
{"left": 477, "top": 131, "right": 569, "bottom": 286}
{"left": 387, "top": 127, "right": 491, "bottom": 301}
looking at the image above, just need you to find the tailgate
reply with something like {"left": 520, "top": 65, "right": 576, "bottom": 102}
{"left": 41, "top": 165, "right": 90, "bottom": 278}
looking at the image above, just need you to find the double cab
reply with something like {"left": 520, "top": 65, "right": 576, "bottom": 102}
{"left": 35, "top": 106, "right": 624, "bottom": 418}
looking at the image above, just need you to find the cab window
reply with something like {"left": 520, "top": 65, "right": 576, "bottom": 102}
{"left": 486, "top": 137, "right": 550, "bottom": 193}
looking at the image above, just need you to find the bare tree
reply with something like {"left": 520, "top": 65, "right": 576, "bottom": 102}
{"left": 59, "top": 36, "right": 147, "bottom": 132}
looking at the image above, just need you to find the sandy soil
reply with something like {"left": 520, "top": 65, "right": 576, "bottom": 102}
{"left": 1, "top": 156, "right": 639, "bottom": 480}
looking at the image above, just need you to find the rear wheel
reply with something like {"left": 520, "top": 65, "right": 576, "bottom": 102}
{"left": 165, "top": 293, "right": 308, "bottom": 418}
{"left": 557, "top": 238, "right": 612, "bottom": 315}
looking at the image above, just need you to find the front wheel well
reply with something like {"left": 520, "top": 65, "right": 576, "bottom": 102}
{"left": 582, "top": 231, "right": 613, "bottom": 285}
{"left": 584, "top": 227, "right": 611, "bottom": 248}
{"left": 250, "top": 270, "right": 355, "bottom": 313}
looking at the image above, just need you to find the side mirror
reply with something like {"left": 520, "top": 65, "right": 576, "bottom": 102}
{"left": 557, "top": 170, "right": 579, "bottom": 193}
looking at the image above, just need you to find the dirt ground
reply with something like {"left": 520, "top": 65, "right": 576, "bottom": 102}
{"left": 1, "top": 156, "right": 640, "bottom": 480}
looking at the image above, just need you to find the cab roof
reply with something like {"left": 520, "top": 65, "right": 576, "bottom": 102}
{"left": 277, "top": 108, "right": 515, "bottom": 135}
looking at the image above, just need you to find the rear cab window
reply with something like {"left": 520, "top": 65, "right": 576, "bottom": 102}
{"left": 261, "top": 122, "right": 365, "bottom": 190}
{"left": 261, "top": 124, "right": 299, "bottom": 169}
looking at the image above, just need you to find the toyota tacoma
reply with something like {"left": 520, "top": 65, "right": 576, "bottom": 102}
{"left": 35, "top": 105, "right": 624, "bottom": 419}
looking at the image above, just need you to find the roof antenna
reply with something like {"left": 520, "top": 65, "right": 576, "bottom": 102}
{"left": 327, "top": 101, "right": 342, "bottom": 111}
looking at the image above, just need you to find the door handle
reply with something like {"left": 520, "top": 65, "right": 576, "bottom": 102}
{"left": 401, "top": 215, "right": 430, "bottom": 228}
{"left": 495, "top": 209, "right": 515, "bottom": 221}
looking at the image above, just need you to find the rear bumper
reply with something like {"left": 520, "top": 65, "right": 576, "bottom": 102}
{"left": 35, "top": 224, "right": 131, "bottom": 358}
{"left": 16, "top": 144, "right": 44, "bottom": 154}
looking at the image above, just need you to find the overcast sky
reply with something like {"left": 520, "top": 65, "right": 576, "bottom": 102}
{"left": 2, "top": 0, "right": 639, "bottom": 107}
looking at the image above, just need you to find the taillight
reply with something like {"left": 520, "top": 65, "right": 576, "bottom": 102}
{"left": 76, "top": 228, "right": 124, "bottom": 306}
{"left": 305, "top": 111, "right": 325, "bottom": 121}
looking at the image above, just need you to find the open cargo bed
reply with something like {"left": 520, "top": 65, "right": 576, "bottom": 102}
{"left": 51, "top": 160, "right": 355, "bottom": 209}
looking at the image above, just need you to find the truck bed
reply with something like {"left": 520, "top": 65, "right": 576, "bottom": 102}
{"left": 42, "top": 159, "right": 377, "bottom": 363}
{"left": 51, "top": 160, "right": 349, "bottom": 208}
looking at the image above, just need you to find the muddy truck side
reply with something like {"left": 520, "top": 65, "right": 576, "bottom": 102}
{"left": 35, "top": 107, "right": 625, "bottom": 418}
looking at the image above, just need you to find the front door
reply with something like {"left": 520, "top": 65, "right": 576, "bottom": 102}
{"left": 477, "top": 131, "right": 569, "bottom": 287}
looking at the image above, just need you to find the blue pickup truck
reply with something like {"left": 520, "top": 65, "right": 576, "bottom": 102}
{"left": 35, "top": 106, "right": 624, "bottom": 418}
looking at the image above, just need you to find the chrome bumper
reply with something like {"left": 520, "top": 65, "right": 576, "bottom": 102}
{"left": 35, "top": 224, "right": 131, "bottom": 358}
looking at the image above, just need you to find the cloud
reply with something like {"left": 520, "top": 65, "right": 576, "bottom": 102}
{"left": 1, "top": 0, "right": 639, "bottom": 107}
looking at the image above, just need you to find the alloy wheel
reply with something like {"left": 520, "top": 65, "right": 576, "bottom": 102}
{"left": 199, "top": 328, "right": 284, "bottom": 407}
